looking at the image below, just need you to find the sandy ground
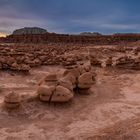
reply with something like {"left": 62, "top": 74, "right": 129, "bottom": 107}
{"left": 0, "top": 66, "right": 140, "bottom": 140}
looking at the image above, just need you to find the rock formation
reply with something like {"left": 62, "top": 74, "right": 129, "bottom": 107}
{"left": 37, "top": 62, "right": 96, "bottom": 102}
{"left": 77, "top": 72, "right": 95, "bottom": 89}
{"left": 51, "top": 85, "right": 73, "bottom": 102}
{"left": 80, "top": 32, "right": 102, "bottom": 36}
{"left": 115, "top": 55, "right": 140, "bottom": 70}
{"left": 13, "top": 27, "right": 47, "bottom": 35}
{"left": 4, "top": 91, "right": 21, "bottom": 109}
{"left": 37, "top": 85, "right": 55, "bottom": 102}
{"left": 63, "top": 63, "right": 96, "bottom": 95}
{"left": 37, "top": 73, "right": 74, "bottom": 102}
{"left": 2, "top": 30, "right": 140, "bottom": 44}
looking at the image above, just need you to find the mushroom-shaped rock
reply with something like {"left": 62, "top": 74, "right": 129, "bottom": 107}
{"left": 78, "top": 72, "right": 95, "bottom": 89}
{"left": 4, "top": 91, "right": 21, "bottom": 109}
{"left": 37, "top": 85, "right": 55, "bottom": 101}
{"left": 51, "top": 85, "right": 73, "bottom": 102}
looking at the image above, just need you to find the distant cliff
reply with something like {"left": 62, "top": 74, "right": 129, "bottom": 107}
{"left": 2, "top": 29, "right": 140, "bottom": 45}
{"left": 80, "top": 32, "right": 102, "bottom": 36}
{"left": 13, "top": 27, "right": 47, "bottom": 35}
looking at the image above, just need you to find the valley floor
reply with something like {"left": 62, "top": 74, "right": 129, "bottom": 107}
{"left": 0, "top": 66, "right": 140, "bottom": 140}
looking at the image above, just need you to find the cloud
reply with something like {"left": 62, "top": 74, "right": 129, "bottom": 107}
{"left": 0, "top": 0, "right": 140, "bottom": 34}
{"left": 0, "top": 17, "right": 45, "bottom": 34}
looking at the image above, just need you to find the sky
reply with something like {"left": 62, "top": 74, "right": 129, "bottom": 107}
{"left": 0, "top": 0, "right": 140, "bottom": 36}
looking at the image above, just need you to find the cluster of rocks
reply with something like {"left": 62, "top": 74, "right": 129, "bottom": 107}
{"left": 37, "top": 62, "right": 95, "bottom": 103}
{"left": 114, "top": 55, "right": 140, "bottom": 70}
{"left": 0, "top": 44, "right": 84, "bottom": 72}
{"left": 90, "top": 55, "right": 140, "bottom": 70}
{"left": 89, "top": 46, "right": 140, "bottom": 70}
{"left": 3, "top": 63, "right": 95, "bottom": 109}
{"left": 1, "top": 43, "right": 140, "bottom": 72}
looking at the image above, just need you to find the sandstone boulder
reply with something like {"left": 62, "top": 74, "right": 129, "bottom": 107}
{"left": 78, "top": 72, "right": 95, "bottom": 89}
{"left": 51, "top": 85, "right": 73, "bottom": 102}
{"left": 37, "top": 85, "right": 55, "bottom": 102}
{"left": 4, "top": 91, "right": 21, "bottom": 109}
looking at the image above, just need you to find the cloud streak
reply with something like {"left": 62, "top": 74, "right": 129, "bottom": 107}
{"left": 0, "top": 0, "right": 140, "bottom": 34}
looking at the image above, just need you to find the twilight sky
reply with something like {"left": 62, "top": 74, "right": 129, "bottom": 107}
{"left": 0, "top": 0, "right": 140, "bottom": 36}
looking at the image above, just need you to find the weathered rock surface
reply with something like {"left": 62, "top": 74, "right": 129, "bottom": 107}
{"left": 37, "top": 85, "right": 55, "bottom": 102}
{"left": 51, "top": 85, "right": 73, "bottom": 102}
{"left": 37, "top": 72, "right": 74, "bottom": 102}
{"left": 115, "top": 55, "right": 140, "bottom": 70}
{"left": 78, "top": 72, "right": 95, "bottom": 89}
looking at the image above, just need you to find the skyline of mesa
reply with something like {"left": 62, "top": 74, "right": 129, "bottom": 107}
{"left": 0, "top": 0, "right": 140, "bottom": 37}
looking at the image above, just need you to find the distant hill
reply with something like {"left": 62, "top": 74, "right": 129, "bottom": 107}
{"left": 80, "top": 32, "right": 102, "bottom": 36}
{"left": 13, "top": 27, "right": 47, "bottom": 35}
{"left": 113, "top": 33, "right": 140, "bottom": 36}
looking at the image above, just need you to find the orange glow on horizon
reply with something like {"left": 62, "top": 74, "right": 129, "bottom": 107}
{"left": 0, "top": 33, "right": 7, "bottom": 37}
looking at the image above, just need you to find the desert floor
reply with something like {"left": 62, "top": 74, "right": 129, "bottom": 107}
{"left": 0, "top": 64, "right": 140, "bottom": 140}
